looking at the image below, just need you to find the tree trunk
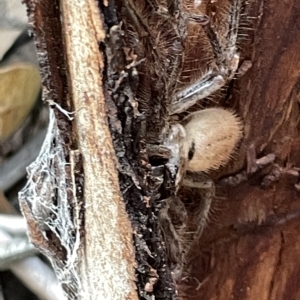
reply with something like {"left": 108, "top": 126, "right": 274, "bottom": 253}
{"left": 19, "top": 0, "right": 300, "bottom": 300}
{"left": 20, "top": 1, "right": 137, "bottom": 299}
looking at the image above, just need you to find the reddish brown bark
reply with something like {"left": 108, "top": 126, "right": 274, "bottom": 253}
{"left": 178, "top": 0, "right": 300, "bottom": 299}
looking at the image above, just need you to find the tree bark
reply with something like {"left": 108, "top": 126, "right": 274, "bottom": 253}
{"left": 19, "top": 0, "right": 300, "bottom": 300}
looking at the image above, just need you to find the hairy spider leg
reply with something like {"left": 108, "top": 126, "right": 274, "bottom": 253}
{"left": 170, "top": 0, "right": 243, "bottom": 115}
{"left": 170, "top": 71, "right": 225, "bottom": 114}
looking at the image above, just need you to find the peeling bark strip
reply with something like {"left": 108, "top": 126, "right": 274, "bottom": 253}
{"left": 19, "top": 0, "right": 137, "bottom": 299}
{"left": 60, "top": 1, "right": 137, "bottom": 299}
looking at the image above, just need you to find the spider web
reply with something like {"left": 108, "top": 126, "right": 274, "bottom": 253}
{"left": 19, "top": 109, "right": 82, "bottom": 299}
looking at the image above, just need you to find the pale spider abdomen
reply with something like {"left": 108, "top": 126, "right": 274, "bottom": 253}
{"left": 184, "top": 108, "right": 243, "bottom": 173}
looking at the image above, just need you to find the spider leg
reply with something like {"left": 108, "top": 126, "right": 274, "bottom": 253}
{"left": 170, "top": 0, "right": 244, "bottom": 114}
{"left": 159, "top": 196, "right": 187, "bottom": 272}
{"left": 182, "top": 172, "right": 215, "bottom": 231}
{"left": 204, "top": 0, "right": 243, "bottom": 78}
{"left": 163, "top": 123, "right": 188, "bottom": 187}
{"left": 182, "top": 176, "right": 214, "bottom": 189}
{"left": 170, "top": 71, "right": 225, "bottom": 114}
{"left": 179, "top": 173, "right": 215, "bottom": 274}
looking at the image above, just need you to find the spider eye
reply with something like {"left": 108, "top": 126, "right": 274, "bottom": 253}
{"left": 188, "top": 141, "right": 195, "bottom": 160}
